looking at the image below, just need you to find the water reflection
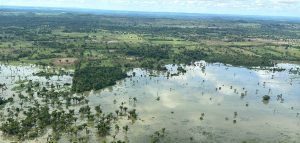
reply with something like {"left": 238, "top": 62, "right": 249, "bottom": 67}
{"left": 0, "top": 62, "right": 299, "bottom": 143}
{"left": 89, "top": 62, "right": 300, "bottom": 143}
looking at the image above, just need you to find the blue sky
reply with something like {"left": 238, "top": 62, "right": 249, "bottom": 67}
{"left": 1, "top": 0, "right": 300, "bottom": 17}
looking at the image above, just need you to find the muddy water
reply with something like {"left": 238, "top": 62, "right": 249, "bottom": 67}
{"left": 88, "top": 62, "right": 300, "bottom": 143}
{"left": 0, "top": 62, "right": 300, "bottom": 143}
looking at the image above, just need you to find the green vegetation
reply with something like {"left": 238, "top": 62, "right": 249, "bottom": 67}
{"left": 263, "top": 95, "right": 271, "bottom": 101}
{"left": 0, "top": 75, "right": 136, "bottom": 142}
{"left": 72, "top": 66, "right": 127, "bottom": 93}
{"left": 0, "top": 97, "right": 12, "bottom": 106}
{"left": 1, "top": 11, "right": 300, "bottom": 70}
{"left": 1, "top": 10, "right": 300, "bottom": 92}
{"left": 33, "top": 69, "right": 69, "bottom": 77}
{"left": 0, "top": 8, "right": 300, "bottom": 142}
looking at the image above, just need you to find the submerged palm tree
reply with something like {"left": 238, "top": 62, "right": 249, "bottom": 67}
{"left": 96, "top": 119, "right": 111, "bottom": 136}
{"left": 123, "top": 125, "right": 129, "bottom": 132}
{"left": 133, "top": 97, "right": 137, "bottom": 103}
{"left": 115, "top": 110, "right": 119, "bottom": 116}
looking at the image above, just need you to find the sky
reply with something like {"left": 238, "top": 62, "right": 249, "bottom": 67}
{"left": 1, "top": 0, "right": 300, "bottom": 17}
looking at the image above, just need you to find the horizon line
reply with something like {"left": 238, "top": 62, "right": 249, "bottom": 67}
{"left": 1, "top": 5, "right": 300, "bottom": 20}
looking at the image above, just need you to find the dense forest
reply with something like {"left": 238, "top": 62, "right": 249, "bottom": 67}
{"left": 72, "top": 66, "right": 127, "bottom": 93}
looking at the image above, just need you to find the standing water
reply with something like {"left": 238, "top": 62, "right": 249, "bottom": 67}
{"left": 0, "top": 62, "right": 299, "bottom": 143}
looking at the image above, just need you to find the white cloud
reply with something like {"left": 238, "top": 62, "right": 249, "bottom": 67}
{"left": 1, "top": 0, "right": 300, "bottom": 17}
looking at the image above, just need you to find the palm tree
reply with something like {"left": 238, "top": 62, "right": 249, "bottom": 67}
{"left": 115, "top": 124, "right": 119, "bottom": 131}
{"left": 123, "top": 125, "right": 129, "bottom": 132}
{"left": 162, "top": 128, "right": 166, "bottom": 134}
{"left": 95, "top": 105, "right": 102, "bottom": 114}
{"left": 96, "top": 120, "right": 111, "bottom": 136}
{"left": 119, "top": 106, "right": 123, "bottom": 112}
{"left": 123, "top": 107, "right": 128, "bottom": 113}
{"left": 234, "top": 112, "right": 238, "bottom": 118}
{"left": 133, "top": 97, "right": 137, "bottom": 103}
{"left": 115, "top": 110, "right": 119, "bottom": 116}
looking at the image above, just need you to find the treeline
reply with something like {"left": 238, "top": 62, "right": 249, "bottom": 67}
{"left": 205, "top": 53, "right": 273, "bottom": 67}
{"left": 1, "top": 12, "right": 300, "bottom": 41}
{"left": 121, "top": 44, "right": 170, "bottom": 59}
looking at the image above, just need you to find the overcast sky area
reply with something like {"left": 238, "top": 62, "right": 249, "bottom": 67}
{"left": 1, "top": 0, "right": 300, "bottom": 17}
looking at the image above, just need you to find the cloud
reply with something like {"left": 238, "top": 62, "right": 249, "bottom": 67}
{"left": 1, "top": 0, "right": 300, "bottom": 17}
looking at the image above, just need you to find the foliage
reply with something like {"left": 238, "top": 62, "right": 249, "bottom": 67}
{"left": 72, "top": 66, "right": 127, "bottom": 92}
{"left": 1, "top": 118, "right": 21, "bottom": 135}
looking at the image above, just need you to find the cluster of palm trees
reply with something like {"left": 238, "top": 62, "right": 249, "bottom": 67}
{"left": 96, "top": 114, "right": 113, "bottom": 136}
{"left": 1, "top": 105, "right": 52, "bottom": 140}
{"left": 0, "top": 97, "right": 12, "bottom": 105}
{"left": 1, "top": 78, "right": 140, "bottom": 142}
{"left": 0, "top": 83, "right": 7, "bottom": 92}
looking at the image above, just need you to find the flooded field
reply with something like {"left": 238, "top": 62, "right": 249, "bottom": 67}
{"left": 0, "top": 62, "right": 300, "bottom": 143}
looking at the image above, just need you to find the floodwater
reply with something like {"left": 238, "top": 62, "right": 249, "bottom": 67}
{"left": 0, "top": 62, "right": 300, "bottom": 143}
{"left": 0, "top": 64, "right": 73, "bottom": 142}
{"left": 0, "top": 64, "right": 72, "bottom": 90}
{"left": 88, "top": 61, "right": 300, "bottom": 143}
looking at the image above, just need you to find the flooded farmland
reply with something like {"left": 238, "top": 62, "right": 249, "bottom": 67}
{"left": 0, "top": 62, "right": 300, "bottom": 143}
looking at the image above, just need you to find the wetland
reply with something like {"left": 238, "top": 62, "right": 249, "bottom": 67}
{"left": 0, "top": 62, "right": 299, "bottom": 143}
{"left": 0, "top": 7, "right": 300, "bottom": 143}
